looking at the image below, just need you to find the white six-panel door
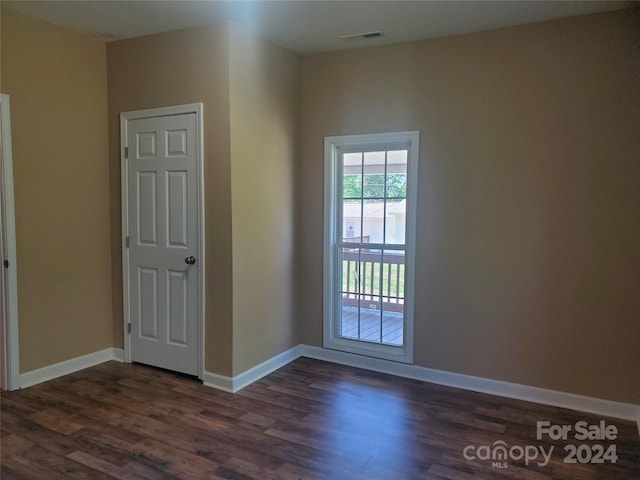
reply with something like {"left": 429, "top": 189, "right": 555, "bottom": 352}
{"left": 125, "top": 110, "right": 200, "bottom": 376}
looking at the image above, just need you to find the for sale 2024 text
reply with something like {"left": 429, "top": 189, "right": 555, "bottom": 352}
{"left": 537, "top": 420, "right": 618, "bottom": 465}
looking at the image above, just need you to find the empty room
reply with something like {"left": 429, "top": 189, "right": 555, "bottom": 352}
{"left": 1, "top": 1, "right": 638, "bottom": 478}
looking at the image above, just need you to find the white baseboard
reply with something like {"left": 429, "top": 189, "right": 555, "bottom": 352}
{"left": 203, "top": 345, "right": 301, "bottom": 393}
{"left": 112, "top": 348, "right": 125, "bottom": 362}
{"left": 20, "top": 347, "right": 124, "bottom": 389}
{"left": 299, "top": 345, "right": 640, "bottom": 422}
{"left": 18, "top": 343, "right": 639, "bottom": 427}
{"left": 201, "top": 343, "right": 638, "bottom": 423}
{"left": 202, "top": 371, "right": 234, "bottom": 393}
{"left": 232, "top": 345, "right": 301, "bottom": 392}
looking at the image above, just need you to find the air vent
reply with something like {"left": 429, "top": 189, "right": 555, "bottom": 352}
{"left": 339, "top": 31, "right": 384, "bottom": 41}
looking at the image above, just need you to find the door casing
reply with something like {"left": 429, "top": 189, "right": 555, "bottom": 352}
{"left": 120, "top": 103, "right": 205, "bottom": 378}
{"left": 0, "top": 93, "right": 20, "bottom": 391}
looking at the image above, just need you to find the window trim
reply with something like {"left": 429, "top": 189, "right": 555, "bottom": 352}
{"left": 323, "top": 131, "right": 419, "bottom": 364}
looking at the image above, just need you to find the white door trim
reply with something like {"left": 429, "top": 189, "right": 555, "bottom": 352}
{"left": 120, "top": 103, "right": 205, "bottom": 379}
{"left": 0, "top": 93, "right": 20, "bottom": 391}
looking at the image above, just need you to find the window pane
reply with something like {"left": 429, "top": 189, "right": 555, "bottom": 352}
{"left": 342, "top": 152, "right": 362, "bottom": 199}
{"left": 339, "top": 246, "right": 361, "bottom": 340}
{"left": 384, "top": 199, "right": 406, "bottom": 245}
{"left": 342, "top": 174, "right": 362, "bottom": 199}
{"left": 339, "top": 249, "right": 385, "bottom": 343}
{"left": 380, "top": 250, "right": 405, "bottom": 346}
{"left": 343, "top": 152, "right": 362, "bottom": 168}
{"left": 356, "top": 299, "right": 382, "bottom": 343}
{"left": 358, "top": 249, "right": 382, "bottom": 309}
{"left": 340, "top": 294, "right": 382, "bottom": 343}
{"left": 363, "top": 151, "right": 386, "bottom": 198}
{"left": 339, "top": 249, "right": 405, "bottom": 346}
{"left": 380, "top": 250, "right": 405, "bottom": 307}
{"left": 342, "top": 200, "right": 363, "bottom": 243}
{"left": 386, "top": 150, "right": 407, "bottom": 198}
{"left": 386, "top": 150, "right": 407, "bottom": 167}
{"left": 340, "top": 247, "right": 361, "bottom": 297}
{"left": 362, "top": 199, "right": 384, "bottom": 244}
{"left": 339, "top": 302, "right": 359, "bottom": 340}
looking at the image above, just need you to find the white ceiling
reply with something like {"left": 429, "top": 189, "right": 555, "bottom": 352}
{"left": 3, "top": 0, "right": 636, "bottom": 54}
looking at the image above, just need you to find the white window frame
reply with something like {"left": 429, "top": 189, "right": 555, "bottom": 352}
{"left": 323, "top": 131, "right": 419, "bottom": 363}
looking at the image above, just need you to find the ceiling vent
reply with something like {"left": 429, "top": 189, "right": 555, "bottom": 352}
{"left": 339, "top": 31, "right": 384, "bottom": 41}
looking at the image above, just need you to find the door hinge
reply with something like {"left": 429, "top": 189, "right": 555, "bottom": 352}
{"left": 3, "top": 259, "right": 8, "bottom": 268}
{"left": 124, "top": 146, "right": 129, "bottom": 159}
{"left": 127, "top": 323, "right": 132, "bottom": 334}
{"left": 126, "top": 236, "right": 130, "bottom": 248}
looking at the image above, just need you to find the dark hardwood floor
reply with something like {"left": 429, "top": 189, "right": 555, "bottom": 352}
{"left": 1, "top": 357, "right": 638, "bottom": 479}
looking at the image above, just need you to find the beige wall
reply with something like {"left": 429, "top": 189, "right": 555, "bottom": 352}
{"left": 1, "top": 9, "right": 113, "bottom": 372}
{"left": 107, "top": 23, "right": 300, "bottom": 377}
{"left": 228, "top": 23, "right": 300, "bottom": 375}
{"left": 107, "top": 25, "right": 234, "bottom": 375}
{"left": 298, "top": 10, "right": 640, "bottom": 404}
{"left": 3, "top": 6, "right": 637, "bottom": 403}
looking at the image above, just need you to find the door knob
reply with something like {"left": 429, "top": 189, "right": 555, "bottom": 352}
{"left": 185, "top": 256, "right": 196, "bottom": 265}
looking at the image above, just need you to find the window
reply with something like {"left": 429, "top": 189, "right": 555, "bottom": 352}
{"left": 324, "top": 131, "right": 419, "bottom": 363}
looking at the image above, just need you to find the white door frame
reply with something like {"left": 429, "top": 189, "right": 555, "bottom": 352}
{"left": 120, "top": 103, "right": 205, "bottom": 379}
{"left": 0, "top": 93, "right": 20, "bottom": 391}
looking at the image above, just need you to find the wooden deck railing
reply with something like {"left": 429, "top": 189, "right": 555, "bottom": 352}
{"left": 341, "top": 250, "right": 405, "bottom": 313}
{"left": 342, "top": 235, "right": 370, "bottom": 244}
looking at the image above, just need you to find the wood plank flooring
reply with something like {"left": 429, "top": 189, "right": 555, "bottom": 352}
{"left": 1, "top": 358, "right": 638, "bottom": 479}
